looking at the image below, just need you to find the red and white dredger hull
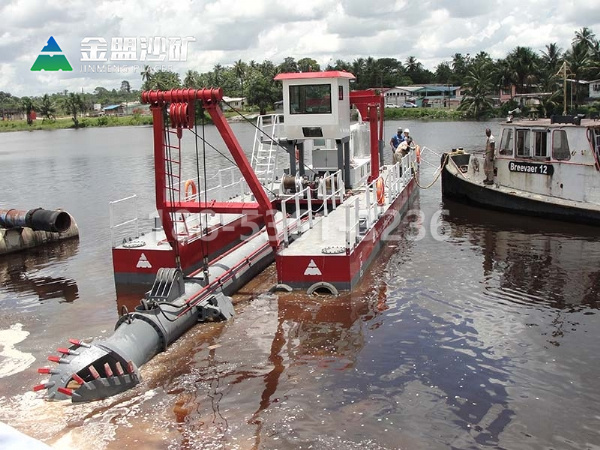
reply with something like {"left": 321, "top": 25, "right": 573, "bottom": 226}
{"left": 112, "top": 214, "right": 264, "bottom": 285}
{"left": 276, "top": 174, "right": 418, "bottom": 292}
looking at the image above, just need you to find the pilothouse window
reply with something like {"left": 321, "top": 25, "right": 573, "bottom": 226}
{"left": 552, "top": 130, "right": 571, "bottom": 161}
{"left": 516, "top": 129, "right": 531, "bottom": 157}
{"left": 289, "top": 84, "right": 332, "bottom": 115}
{"left": 533, "top": 130, "right": 548, "bottom": 157}
{"left": 499, "top": 128, "right": 514, "bottom": 155}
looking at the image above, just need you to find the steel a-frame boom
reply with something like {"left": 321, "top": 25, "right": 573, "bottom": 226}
{"left": 141, "top": 88, "right": 278, "bottom": 250}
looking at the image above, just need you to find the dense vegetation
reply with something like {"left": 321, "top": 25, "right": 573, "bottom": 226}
{"left": 1, "top": 27, "right": 598, "bottom": 128}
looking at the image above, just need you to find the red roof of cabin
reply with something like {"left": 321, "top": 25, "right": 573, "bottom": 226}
{"left": 274, "top": 71, "right": 355, "bottom": 81}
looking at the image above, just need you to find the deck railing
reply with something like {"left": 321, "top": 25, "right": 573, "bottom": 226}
{"left": 109, "top": 194, "right": 139, "bottom": 247}
{"left": 280, "top": 186, "right": 314, "bottom": 246}
{"left": 318, "top": 170, "right": 344, "bottom": 217}
{"left": 345, "top": 197, "right": 361, "bottom": 252}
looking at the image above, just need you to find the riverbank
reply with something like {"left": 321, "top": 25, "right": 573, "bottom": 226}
{"left": 0, "top": 115, "right": 154, "bottom": 132}
{"left": 384, "top": 107, "right": 465, "bottom": 120}
{"left": 1, "top": 107, "right": 466, "bottom": 133}
{"left": 0, "top": 110, "right": 260, "bottom": 133}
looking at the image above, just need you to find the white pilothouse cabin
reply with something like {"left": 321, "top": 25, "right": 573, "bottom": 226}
{"left": 442, "top": 115, "right": 600, "bottom": 224}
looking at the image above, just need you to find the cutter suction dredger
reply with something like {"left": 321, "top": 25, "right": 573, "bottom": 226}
{"left": 36, "top": 71, "right": 419, "bottom": 402}
{"left": 37, "top": 226, "right": 276, "bottom": 402}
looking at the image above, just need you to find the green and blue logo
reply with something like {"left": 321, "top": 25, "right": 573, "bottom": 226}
{"left": 31, "top": 36, "right": 73, "bottom": 71}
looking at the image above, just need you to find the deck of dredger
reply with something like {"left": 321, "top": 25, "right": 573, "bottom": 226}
{"left": 279, "top": 160, "right": 414, "bottom": 258}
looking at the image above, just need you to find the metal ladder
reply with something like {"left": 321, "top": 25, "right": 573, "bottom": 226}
{"left": 163, "top": 129, "right": 190, "bottom": 239}
{"left": 251, "top": 114, "right": 283, "bottom": 195}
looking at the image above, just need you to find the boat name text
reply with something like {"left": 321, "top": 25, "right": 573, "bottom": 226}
{"left": 508, "top": 161, "right": 554, "bottom": 176}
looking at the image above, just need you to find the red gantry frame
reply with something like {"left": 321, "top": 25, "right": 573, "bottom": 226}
{"left": 141, "top": 88, "right": 279, "bottom": 250}
{"left": 349, "top": 89, "right": 385, "bottom": 183}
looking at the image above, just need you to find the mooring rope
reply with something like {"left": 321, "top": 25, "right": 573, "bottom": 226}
{"left": 413, "top": 153, "right": 449, "bottom": 189}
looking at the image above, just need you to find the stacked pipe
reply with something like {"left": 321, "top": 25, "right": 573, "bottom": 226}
{"left": 0, "top": 208, "right": 78, "bottom": 255}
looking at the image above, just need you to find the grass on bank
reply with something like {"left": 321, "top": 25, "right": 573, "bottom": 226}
{"left": 0, "top": 107, "right": 467, "bottom": 133}
{"left": 384, "top": 107, "right": 465, "bottom": 120}
{"left": 0, "top": 114, "right": 154, "bottom": 132}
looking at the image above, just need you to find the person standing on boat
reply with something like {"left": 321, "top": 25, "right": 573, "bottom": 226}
{"left": 484, "top": 128, "right": 495, "bottom": 185}
{"left": 390, "top": 127, "right": 405, "bottom": 155}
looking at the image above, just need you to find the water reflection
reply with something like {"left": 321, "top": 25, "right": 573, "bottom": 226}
{"left": 442, "top": 199, "right": 600, "bottom": 312}
{"left": 0, "top": 237, "right": 80, "bottom": 303}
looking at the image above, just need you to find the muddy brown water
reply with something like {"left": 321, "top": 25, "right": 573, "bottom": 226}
{"left": 0, "top": 121, "right": 599, "bottom": 449}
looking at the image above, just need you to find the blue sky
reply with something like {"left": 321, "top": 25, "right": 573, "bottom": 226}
{"left": 1, "top": 0, "right": 599, "bottom": 96}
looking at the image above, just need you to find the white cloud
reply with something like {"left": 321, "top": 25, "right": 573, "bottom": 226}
{"left": 0, "top": 0, "right": 598, "bottom": 96}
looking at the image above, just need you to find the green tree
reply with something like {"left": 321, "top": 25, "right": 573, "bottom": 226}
{"left": 506, "top": 46, "right": 540, "bottom": 94}
{"left": 212, "top": 64, "right": 223, "bottom": 85}
{"left": 450, "top": 53, "right": 471, "bottom": 85}
{"left": 183, "top": 70, "right": 200, "bottom": 88}
{"left": 246, "top": 73, "right": 280, "bottom": 115}
{"left": 458, "top": 61, "right": 495, "bottom": 119}
{"left": 258, "top": 60, "right": 277, "bottom": 79}
{"left": 233, "top": 59, "right": 247, "bottom": 103}
{"left": 65, "top": 93, "right": 84, "bottom": 128}
{"left": 143, "top": 70, "right": 181, "bottom": 91}
{"left": 434, "top": 61, "right": 453, "bottom": 84}
{"left": 564, "top": 41, "right": 591, "bottom": 107}
{"left": 541, "top": 43, "right": 563, "bottom": 74}
{"left": 573, "top": 27, "right": 596, "bottom": 52}
{"left": 141, "top": 65, "right": 153, "bottom": 86}
{"left": 21, "top": 97, "right": 35, "bottom": 125}
{"left": 279, "top": 57, "right": 298, "bottom": 73}
{"left": 39, "top": 94, "right": 56, "bottom": 121}
{"left": 405, "top": 56, "right": 433, "bottom": 84}
{"left": 329, "top": 59, "right": 352, "bottom": 72}
{"left": 297, "top": 57, "right": 320, "bottom": 72}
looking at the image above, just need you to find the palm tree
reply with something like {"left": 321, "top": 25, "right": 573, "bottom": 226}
{"left": 573, "top": 27, "right": 596, "bottom": 52}
{"left": 351, "top": 58, "right": 366, "bottom": 87}
{"left": 65, "top": 93, "right": 84, "bottom": 128}
{"left": 213, "top": 64, "right": 223, "bottom": 85}
{"left": 233, "top": 59, "right": 247, "bottom": 104}
{"left": 39, "top": 94, "right": 56, "bottom": 122}
{"left": 141, "top": 65, "right": 153, "bottom": 83}
{"left": 364, "top": 57, "right": 380, "bottom": 87}
{"left": 541, "top": 43, "right": 563, "bottom": 73}
{"left": 183, "top": 70, "right": 199, "bottom": 88}
{"left": 506, "top": 46, "right": 540, "bottom": 94}
{"left": 564, "top": 41, "right": 591, "bottom": 107}
{"left": 458, "top": 61, "right": 495, "bottom": 119}
{"left": 451, "top": 53, "right": 471, "bottom": 85}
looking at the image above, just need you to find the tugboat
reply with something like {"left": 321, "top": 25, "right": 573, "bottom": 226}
{"left": 441, "top": 115, "right": 600, "bottom": 225}
{"left": 34, "top": 71, "right": 418, "bottom": 402}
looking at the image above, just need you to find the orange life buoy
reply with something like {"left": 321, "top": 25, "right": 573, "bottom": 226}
{"left": 416, "top": 145, "right": 421, "bottom": 164}
{"left": 376, "top": 177, "right": 385, "bottom": 206}
{"left": 184, "top": 179, "right": 197, "bottom": 199}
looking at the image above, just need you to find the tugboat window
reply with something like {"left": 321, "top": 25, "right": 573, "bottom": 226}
{"left": 516, "top": 129, "right": 531, "bottom": 157}
{"left": 533, "top": 130, "right": 548, "bottom": 157}
{"left": 289, "top": 84, "right": 332, "bottom": 115}
{"left": 552, "top": 130, "right": 571, "bottom": 161}
{"left": 499, "top": 128, "right": 514, "bottom": 155}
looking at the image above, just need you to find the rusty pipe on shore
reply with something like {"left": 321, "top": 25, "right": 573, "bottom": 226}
{"left": 0, "top": 208, "right": 71, "bottom": 233}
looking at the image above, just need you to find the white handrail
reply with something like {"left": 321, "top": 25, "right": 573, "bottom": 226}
{"left": 318, "top": 169, "right": 344, "bottom": 217}
{"left": 281, "top": 187, "right": 314, "bottom": 246}
{"left": 109, "top": 194, "right": 139, "bottom": 247}
{"left": 345, "top": 196, "right": 360, "bottom": 252}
